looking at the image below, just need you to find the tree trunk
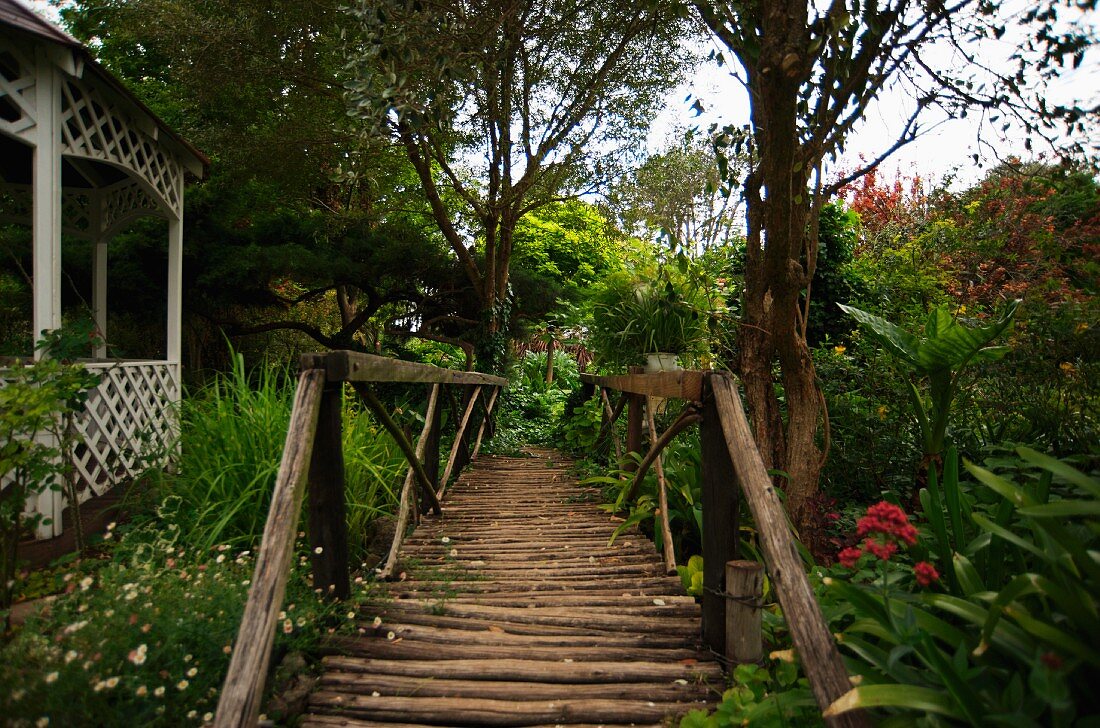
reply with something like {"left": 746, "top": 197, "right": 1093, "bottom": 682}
{"left": 733, "top": 0, "right": 824, "bottom": 533}
{"left": 544, "top": 337, "right": 556, "bottom": 384}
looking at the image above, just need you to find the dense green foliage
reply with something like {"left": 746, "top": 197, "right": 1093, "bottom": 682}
{"left": 166, "top": 355, "right": 406, "bottom": 559}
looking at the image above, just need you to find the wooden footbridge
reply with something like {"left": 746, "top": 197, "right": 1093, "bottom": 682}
{"left": 305, "top": 449, "right": 722, "bottom": 726}
{"left": 213, "top": 352, "right": 867, "bottom": 728}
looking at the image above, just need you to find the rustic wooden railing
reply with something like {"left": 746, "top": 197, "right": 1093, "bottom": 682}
{"left": 579, "top": 369, "right": 866, "bottom": 728}
{"left": 214, "top": 351, "right": 505, "bottom": 728}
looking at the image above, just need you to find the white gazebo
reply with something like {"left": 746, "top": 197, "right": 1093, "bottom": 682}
{"left": 0, "top": 0, "right": 206, "bottom": 538}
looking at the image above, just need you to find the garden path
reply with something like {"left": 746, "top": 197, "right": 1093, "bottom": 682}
{"left": 302, "top": 448, "right": 722, "bottom": 727}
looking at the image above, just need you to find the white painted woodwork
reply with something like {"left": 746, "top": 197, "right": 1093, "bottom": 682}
{"left": 166, "top": 192, "right": 183, "bottom": 369}
{"left": 32, "top": 47, "right": 61, "bottom": 354}
{"left": 92, "top": 240, "right": 107, "bottom": 358}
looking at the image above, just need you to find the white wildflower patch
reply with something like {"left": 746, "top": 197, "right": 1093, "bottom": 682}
{"left": 128, "top": 643, "right": 148, "bottom": 666}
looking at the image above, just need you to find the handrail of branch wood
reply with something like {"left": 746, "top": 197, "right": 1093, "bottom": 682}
{"left": 599, "top": 389, "right": 625, "bottom": 460}
{"left": 579, "top": 370, "right": 703, "bottom": 401}
{"left": 302, "top": 350, "right": 507, "bottom": 387}
{"left": 645, "top": 398, "right": 677, "bottom": 576}
{"left": 218, "top": 354, "right": 505, "bottom": 727}
{"left": 437, "top": 385, "right": 483, "bottom": 499}
{"left": 214, "top": 369, "right": 325, "bottom": 728}
{"left": 470, "top": 386, "right": 500, "bottom": 461}
{"left": 353, "top": 382, "right": 443, "bottom": 516}
{"left": 377, "top": 384, "right": 441, "bottom": 580}
{"left": 710, "top": 374, "right": 866, "bottom": 727}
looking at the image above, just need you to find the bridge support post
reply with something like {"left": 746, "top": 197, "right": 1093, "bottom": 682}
{"left": 699, "top": 373, "right": 740, "bottom": 656}
{"left": 421, "top": 385, "right": 443, "bottom": 513}
{"left": 308, "top": 382, "right": 349, "bottom": 600}
{"left": 624, "top": 393, "right": 644, "bottom": 473}
{"left": 725, "top": 559, "right": 763, "bottom": 663}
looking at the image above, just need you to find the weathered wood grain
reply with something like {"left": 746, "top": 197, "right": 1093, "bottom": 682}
{"left": 623, "top": 406, "right": 702, "bottom": 502}
{"left": 308, "top": 383, "right": 349, "bottom": 599}
{"left": 378, "top": 384, "right": 441, "bottom": 580}
{"left": 353, "top": 383, "right": 443, "bottom": 516}
{"left": 437, "top": 384, "right": 482, "bottom": 498}
{"left": 215, "top": 369, "right": 325, "bottom": 728}
{"left": 470, "top": 385, "right": 500, "bottom": 461}
{"left": 579, "top": 370, "right": 704, "bottom": 401}
{"left": 302, "top": 350, "right": 507, "bottom": 386}
{"left": 646, "top": 398, "right": 679, "bottom": 575}
{"left": 725, "top": 559, "right": 763, "bottom": 664}
{"left": 303, "top": 451, "right": 723, "bottom": 727}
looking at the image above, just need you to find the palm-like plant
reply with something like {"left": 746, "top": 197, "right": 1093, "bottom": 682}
{"left": 839, "top": 301, "right": 1019, "bottom": 461}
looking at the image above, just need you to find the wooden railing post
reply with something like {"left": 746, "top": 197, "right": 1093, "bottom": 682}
{"left": 422, "top": 384, "right": 443, "bottom": 498}
{"left": 710, "top": 374, "right": 867, "bottom": 727}
{"left": 471, "top": 385, "right": 499, "bottom": 461}
{"left": 308, "top": 382, "right": 349, "bottom": 600}
{"left": 725, "top": 559, "right": 763, "bottom": 664}
{"left": 624, "top": 393, "right": 644, "bottom": 473}
{"left": 700, "top": 372, "right": 740, "bottom": 655}
{"left": 438, "top": 384, "right": 482, "bottom": 499}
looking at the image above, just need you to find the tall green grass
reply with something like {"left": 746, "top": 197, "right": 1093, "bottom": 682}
{"left": 164, "top": 354, "right": 406, "bottom": 558}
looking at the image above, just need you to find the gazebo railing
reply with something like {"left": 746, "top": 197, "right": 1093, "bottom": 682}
{"left": 3, "top": 358, "right": 179, "bottom": 539}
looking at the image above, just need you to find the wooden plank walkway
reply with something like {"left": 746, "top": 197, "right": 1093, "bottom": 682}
{"left": 303, "top": 448, "right": 723, "bottom": 727}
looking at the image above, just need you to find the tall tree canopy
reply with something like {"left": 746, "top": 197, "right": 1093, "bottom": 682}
{"left": 607, "top": 129, "right": 746, "bottom": 255}
{"left": 691, "top": 0, "right": 1097, "bottom": 526}
{"left": 345, "top": 0, "right": 693, "bottom": 366}
{"left": 60, "top": 0, "right": 464, "bottom": 364}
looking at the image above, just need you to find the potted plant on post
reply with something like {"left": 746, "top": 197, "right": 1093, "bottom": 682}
{"left": 589, "top": 266, "right": 710, "bottom": 372}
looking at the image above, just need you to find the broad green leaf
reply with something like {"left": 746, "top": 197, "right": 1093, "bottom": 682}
{"left": 824, "top": 685, "right": 964, "bottom": 720}
{"left": 923, "top": 594, "right": 1033, "bottom": 662}
{"left": 915, "top": 633, "right": 985, "bottom": 724}
{"left": 953, "top": 552, "right": 986, "bottom": 596}
{"left": 1018, "top": 501, "right": 1100, "bottom": 518}
{"left": 838, "top": 304, "right": 921, "bottom": 365}
{"left": 1017, "top": 450, "right": 1097, "bottom": 496}
{"left": 972, "top": 512, "right": 1046, "bottom": 562}
{"left": 966, "top": 460, "right": 1035, "bottom": 507}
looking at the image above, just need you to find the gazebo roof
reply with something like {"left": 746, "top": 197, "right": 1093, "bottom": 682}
{"left": 0, "top": 0, "right": 208, "bottom": 176}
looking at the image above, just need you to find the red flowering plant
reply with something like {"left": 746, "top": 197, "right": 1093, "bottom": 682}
{"left": 834, "top": 501, "right": 939, "bottom": 589}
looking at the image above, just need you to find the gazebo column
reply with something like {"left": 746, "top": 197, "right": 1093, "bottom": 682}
{"left": 166, "top": 176, "right": 184, "bottom": 387}
{"left": 92, "top": 237, "right": 108, "bottom": 358}
{"left": 89, "top": 187, "right": 108, "bottom": 359}
{"left": 32, "top": 50, "right": 62, "bottom": 356}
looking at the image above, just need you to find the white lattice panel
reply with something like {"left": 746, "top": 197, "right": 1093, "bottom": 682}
{"left": 73, "top": 361, "right": 179, "bottom": 497}
{"left": 59, "top": 78, "right": 183, "bottom": 218}
{"left": 2, "top": 361, "right": 179, "bottom": 539}
{"left": 0, "top": 37, "right": 37, "bottom": 141}
{"left": 101, "top": 178, "right": 165, "bottom": 237}
{"left": 62, "top": 188, "right": 93, "bottom": 238}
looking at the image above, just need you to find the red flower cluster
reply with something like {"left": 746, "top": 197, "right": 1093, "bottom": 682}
{"left": 913, "top": 561, "right": 940, "bottom": 586}
{"left": 857, "top": 502, "right": 919, "bottom": 545}
{"left": 838, "top": 547, "right": 863, "bottom": 569}
{"left": 836, "top": 503, "right": 944, "bottom": 589}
